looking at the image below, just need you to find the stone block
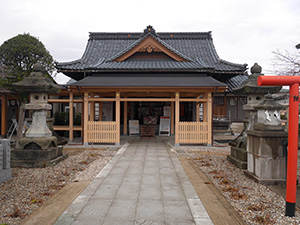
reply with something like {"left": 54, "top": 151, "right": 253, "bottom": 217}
{"left": 246, "top": 130, "right": 287, "bottom": 184}
{"left": 255, "top": 156, "right": 286, "bottom": 179}
{"left": 0, "top": 168, "right": 12, "bottom": 184}
{"left": 1, "top": 139, "right": 11, "bottom": 169}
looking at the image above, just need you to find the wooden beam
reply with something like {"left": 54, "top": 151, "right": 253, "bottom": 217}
{"left": 47, "top": 99, "right": 82, "bottom": 103}
{"left": 175, "top": 92, "right": 180, "bottom": 146}
{"left": 89, "top": 98, "right": 116, "bottom": 102}
{"left": 207, "top": 92, "right": 212, "bottom": 145}
{"left": 53, "top": 126, "right": 82, "bottom": 131}
{"left": 75, "top": 87, "right": 217, "bottom": 93}
{"left": 83, "top": 92, "right": 89, "bottom": 144}
{"left": 116, "top": 91, "right": 120, "bottom": 145}
{"left": 121, "top": 98, "right": 175, "bottom": 102}
{"left": 69, "top": 92, "right": 74, "bottom": 142}
{"left": 124, "top": 101, "right": 128, "bottom": 135}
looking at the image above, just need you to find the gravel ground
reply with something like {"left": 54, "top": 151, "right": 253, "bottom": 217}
{"left": 0, "top": 147, "right": 116, "bottom": 225}
{"left": 174, "top": 145, "right": 300, "bottom": 225}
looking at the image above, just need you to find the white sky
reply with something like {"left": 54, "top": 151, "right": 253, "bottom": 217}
{"left": 0, "top": 0, "right": 299, "bottom": 84}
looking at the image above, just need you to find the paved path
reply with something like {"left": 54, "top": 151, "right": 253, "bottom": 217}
{"left": 54, "top": 138, "right": 213, "bottom": 225}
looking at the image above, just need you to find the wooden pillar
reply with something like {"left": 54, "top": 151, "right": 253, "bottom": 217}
{"left": 207, "top": 92, "right": 212, "bottom": 145}
{"left": 203, "top": 93, "right": 207, "bottom": 122}
{"left": 124, "top": 101, "right": 128, "bottom": 135}
{"left": 99, "top": 97, "right": 103, "bottom": 121}
{"left": 90, "top": 93, "right": 95, "bottom": 121}
{"left": 175, "top": 92, "right": 180, "bottom": 146}
{"left": 69, "top": 92, "right": 74, "bottom": 142}
{"left": 171, "top": 102, "right": 175, "bottom": 135}
{"left": 116, "top": 91, "right": 120, "bottom": 145}
{"left": 196, "top": 103, "right": 200, "bottom": 122}
{"left": 83, "top": 91, "right": 89, "bottom": 145}
{"left": 1, "top": 95, "right": 7, "bottom": 137}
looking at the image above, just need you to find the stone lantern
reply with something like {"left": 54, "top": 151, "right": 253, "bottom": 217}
{"left": 10, "top": 63, "right": 67, "bottom": 167}
{"left": 245, "top": 94, "right": 287, "bottom": 184}
{"left": 227, "top": 63, "right": 281, "bottom": 169}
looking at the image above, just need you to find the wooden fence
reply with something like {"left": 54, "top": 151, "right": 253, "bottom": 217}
{"left": 178, "top": 122, "right": 209, "bottom": 144}
{"left": 87, "top": 121, "right": 117, "bottom": 143}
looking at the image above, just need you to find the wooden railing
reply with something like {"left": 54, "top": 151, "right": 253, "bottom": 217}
{"left": 178, "top": 122, "right": 209, "bottom": 144}
{"left": 87, "top": 121, "right": 117, "bottom": 143}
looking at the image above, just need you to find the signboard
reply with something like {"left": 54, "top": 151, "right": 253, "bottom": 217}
{"left": 163, "top": 106, "right": 171, "bottom": 117}
{"left": 159, "top": 116, "right": 170, "bottom": 136}
{"left": 129, "top": 120, "right": 139, "bottom": 136}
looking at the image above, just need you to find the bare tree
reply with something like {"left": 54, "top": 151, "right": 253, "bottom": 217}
{"left": 272, "top": 45, "right": 300, "bottom": 76}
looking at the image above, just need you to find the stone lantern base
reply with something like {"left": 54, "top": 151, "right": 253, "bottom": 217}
{"left": 245, "top": 126, "right": 287, "bottom": 185}
{"left": 11, "top": 136, "right": 68, "bottom": 168}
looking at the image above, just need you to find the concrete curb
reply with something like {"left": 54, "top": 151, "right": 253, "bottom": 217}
{"left": 168, "top": 147, "right": 214, "bottom": 225}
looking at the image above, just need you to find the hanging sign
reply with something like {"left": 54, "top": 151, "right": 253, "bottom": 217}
{"left": 163, "top": 106, "right": 171, "bottom": 117}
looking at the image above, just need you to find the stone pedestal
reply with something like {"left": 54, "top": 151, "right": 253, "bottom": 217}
{"left": 0, "top": 139, "right": 12, "bottom": 184}
{"left": 11, "top": 63, "right": 67, "bottom": 168}
{"left": 11, "top": 146, "right": 67, "bottom": 168}
{"left": 245, "top": 127, "right": 287, "bottom": 185}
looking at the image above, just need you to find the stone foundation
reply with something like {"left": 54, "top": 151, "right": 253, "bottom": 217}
{"left": 227, "top": 146, "right": 247, "bottom": 169}
{"left": 246, "top": 129, "right": 287, "bottom": 185}
{"left": 11, "top": 146, "right": 68, "bottom": 168}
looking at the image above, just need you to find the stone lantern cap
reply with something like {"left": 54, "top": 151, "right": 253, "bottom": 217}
{"left": 233, "top": 63, "right": 281, "bottom": 95}
{"left": 12, "top": 63, "right": 61, "bottom": 94}
{"left": 254, "top": 93, "right": 285, "bottom": 110}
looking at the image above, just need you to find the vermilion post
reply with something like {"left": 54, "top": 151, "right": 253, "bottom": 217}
{"left": 286, "top": 83, "right": 299, "bottom": 216}
{"left": 257, "top": 76, "right": 300, "bottom": 217}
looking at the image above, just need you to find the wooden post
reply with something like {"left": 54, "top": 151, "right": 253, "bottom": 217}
{"left": 116, "top": 91, "right": 120, "bottom": 145}
{"left": 203, "top": 93, "right": 207, "bottom": 122}
{"left": 196, "top": 103, "right": 200, "bottom": 122}
{"left": 69, "top": 92, "right": 74, "bottom": 142}
{"left": 124, "top": 101, "right": 128, "bottom": 135}
{"left": 90, "top": 93, "right": 95, "bottom": 121}
{"left": 171, "top": 102, "right": 175, "bottom": 135}
{"left": 175, "top": 92, "right": 180, "bottom": 146}
{"left": 207, "top": 92, "right": 212, "bottom": 145}
{"left": 99, "top": 97, "right": 103, "bottom": 121}
{"left": 1, "top": 95, "right": 7, "bottom": 137}
{"left": 83, "top": 92, "right": 89, "bottom": 145}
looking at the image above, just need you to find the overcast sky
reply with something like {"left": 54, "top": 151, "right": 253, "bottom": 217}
{"left": 1, "top": 0, "right": 299, "bottom": 84}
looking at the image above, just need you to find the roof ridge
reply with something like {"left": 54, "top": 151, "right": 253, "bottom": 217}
{"left": 89, "top": 32, "right": 212, "bottom": 40}
{"left": 106, "top": 27, "right": 194, "bottom": 62}
{"left": 218, "top": 58, "right": 247, "bottom": 69}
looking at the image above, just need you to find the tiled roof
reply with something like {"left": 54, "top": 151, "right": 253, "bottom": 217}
{"left": 57, "top": 26, "right": 247, "bottom": 75}
{"left": 222, "top": 74, "right": 249, "bottom": 91}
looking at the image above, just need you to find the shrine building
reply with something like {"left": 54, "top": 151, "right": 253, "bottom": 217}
{"left": 52, "top": 25, "right": 248, "bottom": 146}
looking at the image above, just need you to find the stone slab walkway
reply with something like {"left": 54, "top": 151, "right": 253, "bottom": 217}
{"left": 54, "top": 138, "right": 213, "bottom": 225}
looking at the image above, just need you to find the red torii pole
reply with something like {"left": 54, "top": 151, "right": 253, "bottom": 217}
{"left": 257, "top": 76, "right": 300, "bottom": 217}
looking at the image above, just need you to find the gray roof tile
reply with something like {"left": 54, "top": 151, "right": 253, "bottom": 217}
{"left": 56, "top": 26, "right": 247, "bottom": 74}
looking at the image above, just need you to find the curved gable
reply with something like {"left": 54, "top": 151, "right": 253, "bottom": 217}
{"left": 113, "top": 35, "right": 188, "bottom": 62}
